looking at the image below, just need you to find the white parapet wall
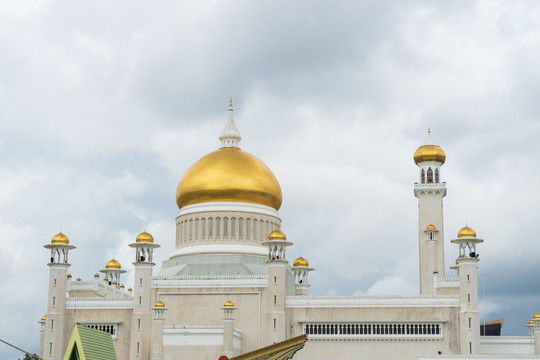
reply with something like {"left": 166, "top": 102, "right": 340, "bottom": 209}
{"left": 480, "top": 337, "right": 534, "bottom": 355}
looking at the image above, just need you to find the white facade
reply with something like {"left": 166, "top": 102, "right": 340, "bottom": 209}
{"left": 40, "top": 112, "right": 540, "bottom": 360}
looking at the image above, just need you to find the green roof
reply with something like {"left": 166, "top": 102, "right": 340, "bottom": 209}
{"left": 63, "top": 325, "right": 117, "bottom": 360}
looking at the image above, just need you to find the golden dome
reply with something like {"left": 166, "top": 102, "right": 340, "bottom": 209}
{"left": 94, "top": 273, "right": 99, "bottom": 278}
{"left": 529, "top": 320, "right": 534, "bottom": 325}
{"left": 433, "top": 270, "right": 439, "bottom": 274}
{"left": 176, "top": 147, "right": 282, "bottom": 210}
{"left": 105, "top": 259, "right": 121, "bottom": 269}
{"left": 41, "top": 315, "right": 46, "bottom": 321}
{"left": 76, "top": 277, "right": 81, "bottom": 281}
{"left": 268, "top": 230, "right": 286, "bottom": 241}
{"left": 112, "top": 281, "right": 117, "bottom": 284}
{"left": 136, "top": 231, "right": 154, "bottom": 243}
{"left": 293, "top": 256, "right": 309, "bottom": 267}
{"left": 51, "top": 232, "right": 69, "bottom": 244}
{"left": 426, "top": 224, "right": 436, "bottom": 230}
{"left": 103, "top": 277, "right": 109, "bottom": 281}
{"left": 120, "top": 284, "right": 125, "bottom": 288}
{"left": 67, "top": 274, "right": 72, "bottom": 278}
{"left": 414, "top": 145, "right": 446, "bottom": 164}
{"left": 224, "top": 300, "right": 234, "bottom": 307}
{"left": 457, "top": 226, "right": 476, "bottom": 238}
{"left": 128, "top": 288, "right": 132, "bottom": 291}
{"left": 155, "top": 301, "right": 165, "bottom": 308}
{"left": 533, "top": 313, "right": 540, "bottom": 319}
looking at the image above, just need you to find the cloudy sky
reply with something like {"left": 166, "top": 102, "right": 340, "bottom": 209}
{"left": 2, "top": 0, "right": 540, "bottom": 357}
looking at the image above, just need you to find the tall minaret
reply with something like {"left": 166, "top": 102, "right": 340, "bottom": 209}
{"left": 414, "top": 129, "right": 447, "bottom": 295}
{"left": 128, "top": 231, "right": 160, "bottom": 359}
{"left": 451, "top": 226, "right": 483, "bottom": 355}
{"left": 262, "top": 230, "right": 292, "bottom": 345}
{"left": 42, "top": 233, "right": 76, "bottom": 360}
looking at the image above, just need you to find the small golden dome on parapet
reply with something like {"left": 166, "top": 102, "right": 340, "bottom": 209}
{"left": 112, "top": 281, "right": 117, "bottom": 284}
{"left": 426, "top": 224, "right": 436, "bottom": 230}
{"left": 155, "top": 301, "right": 165, "bottom": 308}
{"left": 529, "top": 320, "right": 534, "bottom": 325}
{"left": 457, "top": 226, "right": 476, "bottom": 238}
{"left": 224, "top": 301, "right": 234, "bottom": 307}
{"left": 120, "top": 284, "right": 125, "bottom": 288}
{"left": 533, "top": 313, "right": 540, "bottom": 319}
{"left": 103, "top": 277, "right": 109, "bottom": 281}
{"left": 94, "top": 273, "right": 99, "bottom": 278}
{"left": 176, "top": 148, "right": 282, "bottom": 210}
{"left": 128, "top": 288, "right": 132, "bottom": 291}
{"left": 268, "top": 230, "right": 286, "bottom": 241}
{"left": 51, "top": 232, "right": 69, "bottom": 244}
{"left": 41, "top": 315, "right": 46, "bottom": 321}
{"left": 433, "top": 270, "right": 439, "bottom": 274}
{"left": 67, "top": 274, "right": 72, "bottom": 278}
{"left": 76, "top": 277, "right": 81, "bottom": 281}
{"left": 136, "top": 232, "right": 154, "bottom": 243}
{"left": 105, "top": 259, "right": 121, "bottom": 269}
{"left": 293, "top": 256, "right": 309, "bottom": 267}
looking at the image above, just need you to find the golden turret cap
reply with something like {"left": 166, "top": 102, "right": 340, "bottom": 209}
{"left": 224, "top": 300, "right": 235, "bottom": 307}
{"left": 533, "top": 313, "right": 540, "bottom": 319}
{"left": 414, "top": 129, "right": 446, "bottom": 164}
{"left": 41, "top": 315, "right": 46, "bottom": 321}
{"left": 293, "top": 256, "right": 309, "bottom": 267}
{"left": 268, "top": 230, "right": 286, "bottom": 241}
{"left": 155, "top": 301, "right": 165, "bottom": 308}
{"left": 51, "top": 232, "right": 69, "bottom": 244}
{"left": 457, "top": 226, "right": 476, "bottom": 238}
{"left": 529, "top": 320, "right": 534, "bottom": 325}
{"left": 136, "top": 231, "right": 154, "bottom": 243}
{"left": 426, "top": 224, "right": 436, "bottom": 230}
{"left": 105, "top": 259, "right": 121, "bottom": 269}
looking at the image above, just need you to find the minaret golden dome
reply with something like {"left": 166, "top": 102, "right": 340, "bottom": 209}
{"left": 176, "top": 102, "right": 282, "bottom": 210}
{"left": 105, "top": 259, "right": 121, "bottom": 269}
{"left": 136, "top": 231, "right": 154, "bottom": 243}
{"left": 51, "top": 232, "right": 69, "bottom": 244}
{"left": 293, "top": 256, "right": 309, "bottom": 267}
{"left": 268, "top": 230, "right": 286, "bottom": 241}
{"left": 426, "top": 224, "right": 436, "bottom": 230}
{"left": 155, "top": 301, "right": 165, "bottom": 308}
{"left": 457, "top": 226, "right": 476, "bottom": 238}
{"left": 533, "top": 313, "right": 540, "bottom": 319}
{"left": 224, "top": 300, "right": 235, "bottom": 307}
{"left": 414, "top": 129, "right": 446, "bottom": 164}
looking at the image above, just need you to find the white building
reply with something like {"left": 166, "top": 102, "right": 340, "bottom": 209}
{"left": 39, "top": 101, "right": 540, "bottom": 360}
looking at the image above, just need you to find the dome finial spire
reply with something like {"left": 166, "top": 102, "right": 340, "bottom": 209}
{"left": 219, "top": 97, "right": 242, "bottom": 148}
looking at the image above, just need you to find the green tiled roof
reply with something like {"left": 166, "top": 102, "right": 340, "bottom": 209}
{"left": 63, "top": 325, "right": 117, "bottom": 360}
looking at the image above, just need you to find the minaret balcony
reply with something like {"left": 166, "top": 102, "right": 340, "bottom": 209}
{"left": 414, "top": 182, "right": 447, "bottom": 197}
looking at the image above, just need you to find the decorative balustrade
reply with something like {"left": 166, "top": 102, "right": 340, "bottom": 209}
{"left": 303, "top": 322, "right": 444, "bottom": 340}
{"left": 80, "top": 323, "right": 118, "bottom": 339}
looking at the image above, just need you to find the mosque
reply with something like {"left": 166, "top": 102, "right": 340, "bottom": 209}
{"left": 40, "top": 101, "right": 540, "bottom": 360}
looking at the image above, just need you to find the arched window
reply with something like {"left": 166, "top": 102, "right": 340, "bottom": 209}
{"left": 201, "top": 218, "right": 206, "bottom": 238}
{"left": 216, "top": 217, "right": 221, "bottom": 237}
{"left": 208, "top": 218, "right": 213, "bottom": 237}
{"left": 421, "top": 169, "right": 425, "bottom": 184}
{"left": 435, "top": 168, "right": 439, "bottom": 183}
{"left": 231, "top": 217, "right": 236, "bottom": 237}
{"left": 189, "top": 219, "right": 193, "bottom": 240}
{"left": 223, "top": 217, "right": 229, "bottom": 236}
{"left": 427, "top": 168, "right": 433, "bottom": 183}
{"left": 246, "top": 218, "right": 251, "bottom": 239}
{"left": 239, "top": 218, "right": 244, "bottom": 237}
{"left": 194, "top": 219, "right": 199, "bottom": 239}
